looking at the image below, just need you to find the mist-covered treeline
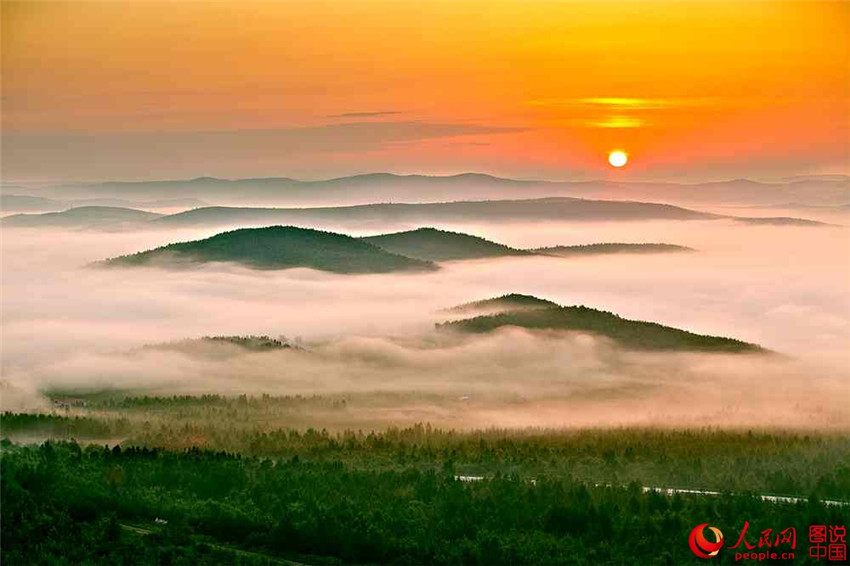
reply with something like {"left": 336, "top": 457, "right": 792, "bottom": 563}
{"left": 4, "top": 410, "right": 850, "bottom": 501}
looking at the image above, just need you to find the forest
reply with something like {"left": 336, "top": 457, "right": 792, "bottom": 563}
{"left": 3, "top": 399, "right": 850, "bottom": 565}
{"left": 3, "top": 433, "right": 849, "bottom": 565}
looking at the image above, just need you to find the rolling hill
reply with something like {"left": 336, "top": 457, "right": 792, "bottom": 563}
{"left": 149, "top": 197, "right": 718, "bottom": 230}
{"left": 144, "top": 198, "right": 723, "bottom": 233}
{"left": 1, "top": 194, "right": 65, "bottom": 213}
{"left": 362, "top": 227, "right": 530, "bottom": 261}
{"left": 1, "top": 206, "right": 162, "bottom": 229}
{"left": 0, "top": 195, "right": 207, "bottom": 215}
{"left": 732, "top": 216, "right": 828, "bottom": 227}
{"left": 100, "top": 226, "right": 437, "bottom": 273}
{"left": 439, "top": 298, "right": 761, "bottom": 353}
{"left": 98, "top": 225, "right": 697, "bottom": 273}
{"left": 3, "top": 196, "right": 829, "bottom": 232}
{"left": 535, "top": 243, "right": 695, "bottom": 256}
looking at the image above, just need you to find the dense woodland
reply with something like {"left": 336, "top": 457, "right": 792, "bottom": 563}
{"left": 5, "top": 410, "right": 850, "bottom": 498}
{"left": 4, "top": 396, "right": 850, "bottom": 564}
{"left": 3, "top": 432, "right": 849, "bottom": 565}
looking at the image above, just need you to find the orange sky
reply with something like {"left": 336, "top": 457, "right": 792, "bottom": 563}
{"left": 2, "top": 0, "right": 848, "bottom": 181}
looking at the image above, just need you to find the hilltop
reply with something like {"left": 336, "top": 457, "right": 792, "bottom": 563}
{"left": 446, "top": 293, "right": 560, "bottom": 315}
{"left": 362, "top": 227, "right": 530, "bottom": 261}
{"left": 100, "top": 226, "right": 437, "bottom": 273}
{"left": 535, "top": 243, "right": 695, "bottom": 256}
{"left": 439, "top": 297, "right": 761, "bottom": 353}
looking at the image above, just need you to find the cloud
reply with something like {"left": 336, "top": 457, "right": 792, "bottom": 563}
{"left": 1, "top": 217, "right": 848, "bottom": 429}
{"left": 527, "top": 97, "right": 715, "bottom": 110}
{"left": 584, "top": 116, "right": 646, "bottom": 129}
{"left": 526, "top": 97, "right": 721, "bottom": 130}
{"left": 326, "top": 111, "right": 405, "bottom": 118}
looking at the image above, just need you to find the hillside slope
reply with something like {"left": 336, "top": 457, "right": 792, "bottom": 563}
{"left": 362, "top": 227, "right": 530, "bottom": 261}
{"left": 101, "top": 226, "right": 437, "bottom": 273}
{"left": 439, "top": 301, "right": 761, "bottom": 353}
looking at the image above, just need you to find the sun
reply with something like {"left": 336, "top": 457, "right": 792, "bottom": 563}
{"left": 608, "top": 150, "right": 628, "bottom": 168}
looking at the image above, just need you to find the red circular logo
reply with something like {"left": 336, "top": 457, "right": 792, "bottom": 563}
{"left": 689, "top": 523, "right": 724, "bottom": 559}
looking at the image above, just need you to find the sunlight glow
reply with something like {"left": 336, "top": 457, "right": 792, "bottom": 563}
{"left": 608, "top": 150, "right": 628, "bottom": 168}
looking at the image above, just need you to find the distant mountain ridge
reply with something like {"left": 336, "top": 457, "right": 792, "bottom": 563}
{"left": 2, "top": 206, "right": 162, "bottom": 228}
{"left": 1, "top": 194, "right": 206, "bottom": 215}
{"left": 152, "top": 197, "right": 717, "bottom": 229}
{"left": 2, "top": 197, "right": 832, "bottom": 231}
{"left": 27, "top": 172, "right": 850, "bottom": 207}
{"left": 1, "top": 194, "right": 65, "bottom": 213}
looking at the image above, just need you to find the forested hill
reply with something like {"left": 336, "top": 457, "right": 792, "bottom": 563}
{"left": 440, "top": 302, "right": 761, "bottom": 353}
{"left": 446, "top": 293, "right": 560, "bottom": 314}
{"left": 362, "top": 227, "right": 530, "bottom": 261}
{"left": 535, "top": 243, "right": 695, "bottom": 256}
{"left": 100, "top": 226, "right": 437, "bottom": 273}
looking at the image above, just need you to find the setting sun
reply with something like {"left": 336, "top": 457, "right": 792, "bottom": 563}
{"left": 608, "top": 150, "right": 628, "bottom": 168}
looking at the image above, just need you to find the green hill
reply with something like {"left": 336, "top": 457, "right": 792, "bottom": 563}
{"left": 101, "top": 226, "right": 437, "bottom": 273}
{"left": 439, "top": 301, "right": 761, "bottom": 353}
{"left": 446, "top": 293, "right": 560, "bottom": 314}
{"left": 361, "top": 227, "right": 530, "bottom": 261}
{"left": 535, "top": 243, "right": 694, "bottom": 256}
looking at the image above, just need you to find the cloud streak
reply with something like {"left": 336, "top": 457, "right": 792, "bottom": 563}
{"left": 327, "top": 111, "right": 405, "bottom": 118}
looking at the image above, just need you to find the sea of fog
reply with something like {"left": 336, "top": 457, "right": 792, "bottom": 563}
{"left": 2, "top": 217, "right": 849, "bottom": 428}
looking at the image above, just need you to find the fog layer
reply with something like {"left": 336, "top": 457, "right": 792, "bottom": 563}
{"left": 2, "top": 218, "right": 848, "bottom": 428}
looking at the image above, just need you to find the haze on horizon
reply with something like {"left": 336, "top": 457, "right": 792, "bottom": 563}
{"left": 2, "top": 0, "right": 848, "bottom": 184}
{"left": 1, "top": 0, "right": 849, "bottom": 430}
